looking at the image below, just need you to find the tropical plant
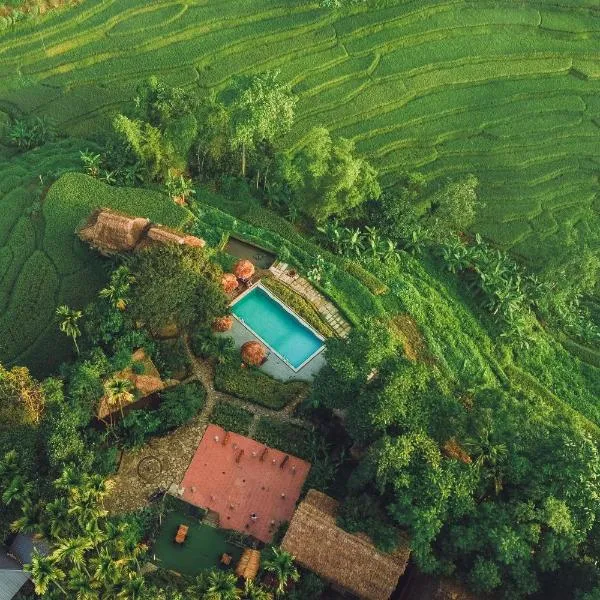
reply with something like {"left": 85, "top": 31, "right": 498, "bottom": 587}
{"left": 26, "top": 552, "right": 67, "bottom": 595}
{"left": 262, "top": 547, "right": 300, "bottom": 596}
{"left": 103, "top": 377, "right": 134, "bottom": 419}
{"left": 204, "top": 569, "right": 242, "bottom": 600}
{"left": 243, "top": 579, "right": 273, "bottom": 600}
{"left": 99, "top": 266, "right": 135, "bottom": 311}
{"left": 165, "top": 171, "right": 196, "bottom": 204}
{"left": 80, "top": 150, "right": 102, "bottom": 177}
{"left": 56, "top": 305, "right": 83, "bottom": 354}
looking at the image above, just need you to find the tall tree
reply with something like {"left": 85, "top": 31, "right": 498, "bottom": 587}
{"left": 56, "top": 305, "right": 83, "bottom": 354}
{"left": 262, "top": 547, "right": 300, "bottom": 597}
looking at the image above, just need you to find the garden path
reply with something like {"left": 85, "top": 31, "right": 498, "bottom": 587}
{"left": 105, "top": 336, "right": 310, "bottom": 514}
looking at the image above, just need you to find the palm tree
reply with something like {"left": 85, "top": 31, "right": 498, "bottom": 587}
{"left": 262, "top": 548, "right": 300, "bottom": 597}
{"left": 26, "top": 552, "right": 67, "bottom": 595}
{"left": 244, "top": 579, "right": 273, "bottom": 600}
{"left": 1, "top": 474, "right": 32, "bottom": 506}
{"left": 54, "top": 465, "right": 82, "bottom": 491}
{"left": 99, "top": 266, "right": 134, "bottom": 310}
{"left": 11, "top": 499, "right": 42, "bottom": 535}
{"left": 104, "top": 377, "right": 134, "bottom": 420}
{"left": 91, "top": 548, "right": 121, "bottom": 591}
{"left": 465, "top": 427, "right": 508, "bottom": 499}
{"left": 117, "top": 573, "right": 147, "bottom": 599}
{"left": 68, "top": 569, "right": 98, "bottom": 600}
{"left": 204, "top": 569, "right": 242, "bottom": 600}
{"left": 51, "top": 537, "right": 93, "bottom": 577}
{"left": 56, "top": 305, "right": 83, "bottom": 354}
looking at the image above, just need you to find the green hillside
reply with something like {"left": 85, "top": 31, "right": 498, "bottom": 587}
{"left": 0, "top": 0, "right": 598, "bottom": 269}
{"left": 0, "top": 148, "right": 193, "bottom": 375}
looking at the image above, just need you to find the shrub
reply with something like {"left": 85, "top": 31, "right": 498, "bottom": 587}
{"left": 253, "top": 417, "right": 313, "bottom": 459}
{"left": 154, "top": 338, "right": 191, "bottom": 379}
{"left": 214, "top": 359, "right": 308, "bottom": 410}
{"left": 210, "top": 401, "right": 253, "bottom": 435}
{"left": 156, "top": 382, "right": 206, "bottom": 433}
{"left": 118, "top": 410, "right": 161, "bottom": 448}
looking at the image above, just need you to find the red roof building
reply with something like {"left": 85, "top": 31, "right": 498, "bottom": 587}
{"left": 180, "top": 425, "right": 311, "bottom": 543}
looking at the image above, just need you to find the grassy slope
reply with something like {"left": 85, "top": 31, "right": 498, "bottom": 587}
{"left": 0, "top": 0, "right": 597, "bottom": 268}
{"left": 0, "top": 154, "right": 193, "bottom": 376}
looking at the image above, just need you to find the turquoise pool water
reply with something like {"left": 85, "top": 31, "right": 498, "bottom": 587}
{"left": 231, "top": 286, "right": 324, "bottom": 370}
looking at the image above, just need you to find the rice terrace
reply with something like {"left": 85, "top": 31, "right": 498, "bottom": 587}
{"left": 0, "top": 1, "right": 599, "bottom": 599}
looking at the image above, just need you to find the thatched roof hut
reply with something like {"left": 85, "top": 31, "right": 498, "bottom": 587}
{"left": 281, "top": 490, "right": 410, "bottom": 600}
{"left": 234, "top": 259, "right": 255, "bottom": 281}
{"left": 241, "top": 340, "right": 267, "bottom": 366}
{"left": 235, "top": 548, "right": 261, "bottom": 580}
{"left": 213, "top": 315, "right": 234, "bottom": 332}
{"left": 221, "top": 273, "right": 239, "bottom": 294}
{"left": 78, "top": 209, "right": 150, "bottom": 254}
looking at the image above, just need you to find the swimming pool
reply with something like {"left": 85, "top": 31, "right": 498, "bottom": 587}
{"left": 230, "top": 283, "right": 325, "bottom": 371}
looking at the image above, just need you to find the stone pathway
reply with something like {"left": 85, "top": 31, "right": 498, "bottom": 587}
{"left": 269, "top": 261, "right": 351, "bottom": 338}
{"left": 105, "top": 336, "right": 311, "bottom": 514}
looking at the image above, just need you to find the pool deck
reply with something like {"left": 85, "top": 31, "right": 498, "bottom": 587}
{"left": 219, "top": 318, "right": 326, "bottom": 382}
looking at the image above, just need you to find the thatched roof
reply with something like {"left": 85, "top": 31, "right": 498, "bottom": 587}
{"left": 145, "top": 225, "right": 205, "bottom": 248}
{"left": 79, "top": 209, "right": 205, "bottom": 255}
{"left": 235, "top": 548, "right": 261, "bottom": 580}
{"left": 281, "top": 490, "right": 410, "bottom": 600}
{"left": 221, "top": 273, "right": 239, "bottom": 294}
{"left": 97, "top": 349, "right": 165, "bottom": 420}
{"left": 234, "top": 259, "right": 255, "bottom": 281}
{"left": 78, "top": 209, "right": 150, "bottom": 254}
{"left": 241, "top": 340, "right": 266, "bottom": 366}
{"left": 213, "top": 315, "right": 234, "bottom": 332}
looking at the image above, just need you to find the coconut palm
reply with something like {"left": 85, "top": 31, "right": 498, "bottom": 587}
{"left": 262, "top": 548, "right": 300, "bottom": 597}
{"left": 104, "top": 377, "right": 134, "bottom": 419}
{"left": 51, "top": 537, "right": 93, "bottom": 577}
{"left": 54, "top": 464, "right": 82, "bottom": 491}
{"left": 11, "top": 499, "right": 42, "bottom": 535}
{"left": 243, "top": 579, "right": 273, "bottom": 600}
{"left": 117, "top": 572, "right": 146, "bottom": 599}
{"left": 56, "top": 305, "right": 83, "bottom": 354}
{"left": 2, "top": 474, "right": 32, "bottom": 506}
{"left": 99, "top": 266, "right": 134, "bottom": 310}
{"left": 204, "top": 569, "right": 242, "bottom": 600}
{"left": 68, "top": 569, "right": 98, "bottom": 600}
{"left": 91, "top": 548, "right": 121, "bottom": 589}
{"left": 26, "top": 551, "right": 67, "bottom": 595}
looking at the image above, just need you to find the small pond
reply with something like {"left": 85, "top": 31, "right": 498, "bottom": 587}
{"left": 224, "top": 236, "right": 276, "bottom": 269}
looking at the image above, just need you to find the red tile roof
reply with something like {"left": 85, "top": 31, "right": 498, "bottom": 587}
{"left": 180, "top": 424, "right": 310, "bottom": 543}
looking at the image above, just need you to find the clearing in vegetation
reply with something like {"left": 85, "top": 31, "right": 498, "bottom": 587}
{"left": 0, "top": 0, "right": 598, "bottom": 267}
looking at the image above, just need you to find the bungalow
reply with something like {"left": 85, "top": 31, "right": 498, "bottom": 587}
{"left": 0, "top": 534, "right": 50, "bottom": 600}
{"left": 281, "top": 489, "right": 411, "bottom": 600}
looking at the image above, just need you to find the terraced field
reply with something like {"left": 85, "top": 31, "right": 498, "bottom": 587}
{"left": 0, "top": 144, "right": 193, "bottom": 375}
{"left": 0, "top": 0, "right": 598, "bottom": 265}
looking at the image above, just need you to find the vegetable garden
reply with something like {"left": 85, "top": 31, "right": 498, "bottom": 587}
{"left": 0, "top": 0, "right": 598, "bottom": 267}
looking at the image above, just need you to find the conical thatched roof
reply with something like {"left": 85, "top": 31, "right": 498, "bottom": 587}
{"left": 241, "top": 340, "right": 266, "bottom": 366}
{"left": 234, "top": 259, "right": 255, "bottom": 281}
{"left": 235, "top": 548, "right": 261, "bottom": 580}
{"left": 213, "top": 315, "right": 234, "bottom": 332}
{"left": 78, "top": 209, "right": 150, "bottom": 254}
{"left": 281, "top": 490, "right": 410, "bottom": 600}
{"left": 221, "top": 273, "right": 239, "bottom": 294}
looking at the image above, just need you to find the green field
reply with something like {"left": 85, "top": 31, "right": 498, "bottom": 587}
{"left": 0, "top": 0, "right": 598, "bottom": 267}
{"left": 0, "top": 149, "right": 193, "bottom": 375}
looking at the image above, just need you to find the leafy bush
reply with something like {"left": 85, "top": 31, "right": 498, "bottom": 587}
{"left": 156, "top": 382, "right": 206, "bottom": 433}
{"left": 154, "top": 338, "right": 191, "bottom": 379}
{"left": 262, "top": 278, "right": 335, "bottom": 337}
{"left": 214, "top": 358, "right": 307, "bottom": 410}
{"left": 7, "top": 116, "right": 54, "bottom": 150}
{"left": 210, "top": 401, "right": 253, "bottom": 436}
{"left": 253, "top": 418, "right": 313, "bottom": 459}
{"left": 118, "top": 410, "right": 161, "bottom": 449}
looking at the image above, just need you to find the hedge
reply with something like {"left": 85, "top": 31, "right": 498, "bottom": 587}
{"left": 253, "top": 417, "right": 314, "bottom": 460}
{"left": 210, "top": 401, "right": 253, "bottom": 436}
{"left": 214, "top": 359, "right": 308, "bottom": 410}
{"left": 262, "top": 277, "right": 335, "bottom": 338}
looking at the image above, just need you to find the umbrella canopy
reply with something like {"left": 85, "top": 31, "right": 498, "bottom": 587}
{"left": 234, "top": 259, "right": 255, "bottom": 281}
{"left": 241, "top": 340, "right": 267, "bottom": 366}
{"left": 221, "top": 273, "right": 239, "bottom": 294}
{"left": 213, "top": 315, "right": 234, "bottom": 332}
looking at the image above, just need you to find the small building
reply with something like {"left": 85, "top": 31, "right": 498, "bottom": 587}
{"left": 0, "top": 535, "right": 51, "bottom": 600}
{"left": 179, "top": 424, "right": 311, "bottom": 543}
{"left": 281, "top": 490, "right": 411, "bottom": 600}
{"left": 235, "top": 548, "right": 261, "bottom": 580}
{"left": 78, "top": 208, "right": 205, "bottom": 255}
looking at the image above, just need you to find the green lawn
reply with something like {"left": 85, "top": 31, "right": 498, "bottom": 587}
{"left": 0, "top": 149, "right": 193, "bottom": 376}
{"left": 0, "top": 0, "right": 598, "bottom": 268}
{"left": 152, "top": 509, "right": 242, "bottom": 576}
